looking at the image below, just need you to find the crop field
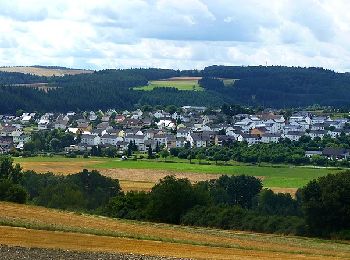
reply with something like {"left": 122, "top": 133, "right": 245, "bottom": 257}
{"left": 134, "top": 77, "right": 203, "bottom": 91}
{"left": 13, "top": 156, "right": 344, "bottom": 195}
{"left": 0, "top": 66, "right": 93, "bottom": 77}
{"left": 0, "top": 202, "right": 349, "bottom": 259}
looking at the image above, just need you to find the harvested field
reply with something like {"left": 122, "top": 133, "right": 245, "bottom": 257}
{"left": 16, "top": 158, "right": 306, "bottom": 195}
{"left": 18, "top": 160, "right": 102, "bottom": 174}
{"left": 0, "top": 66, "right": 93, "bottom": 77}
{"left": 0, "top": 202, "right": 349, "bottom": 259}
{"left": 164, "top": 77, "right": 202, "bottom": 81}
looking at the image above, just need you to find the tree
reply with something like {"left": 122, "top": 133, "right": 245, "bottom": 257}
{"left": 301, "top": 171, "right": 350, "bottom": 235}
{"left": 254, "top": 189, "right": 301, "bottom": 216}
{"left": 160, "top": 149, "right": 170, "bottom": 162}
{"left": 196, "top": 152, "right": 206, "bottom": 164}
{"left": 0, "top": 156, "right": 23, "bottom": 184}
{"left": 127, "top": 141, "right": 133, "bottom": 156}
{"left": 207, "top": 175, "right": 263, "bottom": 208}
{"left": 154, "top": 141, "right": 160, "bottom": 153}
{"left": 0, "top": 180, "right": 27, "bottom": 204}
{"left": 147, "top": 146, "right": 153, "bottom": 159}
{"left": 147, "top": 176, "right": 209, "bottom": 224}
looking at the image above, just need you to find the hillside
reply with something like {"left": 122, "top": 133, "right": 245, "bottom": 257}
{"left": 0, "top": 202, "right": 349, "bottom": 259}
{"left": 0, "top": 66, "right": 93, "bottom": 77}
{"left": 0, "top": 66, "right": 350, "bottom": 112}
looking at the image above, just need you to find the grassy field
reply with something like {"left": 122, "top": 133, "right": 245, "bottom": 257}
{"left": 0, "top": 202, "right": 349, "bottom": 259}
{"left": 134, "top": 77, "right": 203, "bottom": 91}
{"left": 13, "top": 156, "right": 344, "bottom": 194}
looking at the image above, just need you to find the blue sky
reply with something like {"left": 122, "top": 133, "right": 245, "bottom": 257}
{"left": 0, "top": 0, "right": 349, "bottom": 71}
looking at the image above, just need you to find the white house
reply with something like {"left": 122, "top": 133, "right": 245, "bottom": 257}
{"left": 81, "top": 134, "right": 101, "bottom": 146}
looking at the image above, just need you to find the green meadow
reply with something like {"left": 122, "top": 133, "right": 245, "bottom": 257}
{"left": 134, "top": 79, "right": 203, "bottom": 91}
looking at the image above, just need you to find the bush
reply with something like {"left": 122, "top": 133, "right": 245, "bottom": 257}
{"left": 0, "top": 180, "right": 27, "bottom": 204}
{"left": 105, "top": 191, "right": 149, "bottom": 220}
{"left": 181, "top": 205, "right": 306, "bottom": 236}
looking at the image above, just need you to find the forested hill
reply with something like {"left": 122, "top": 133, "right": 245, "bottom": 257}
{"left": 0, "top": 66, "right": 350, "bottom": 112}
{"left": 201, "top": 65, "right": 350, "bottom": 107}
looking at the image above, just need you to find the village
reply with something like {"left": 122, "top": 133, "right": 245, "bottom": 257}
{"left": 0, "top": 106, "right": 350, "bottom": 159}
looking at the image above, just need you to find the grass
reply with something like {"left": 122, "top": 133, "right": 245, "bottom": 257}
{"left": 134, "top": 79, "right": 203, "bottom": 91}
{"left": 14, "top": 156, "right": 344, "bottom": 190}
{"left": 93, "top": 159, "right": 342, "bottom": 188}
{"left": 222, "top": 78, "right": 239, "bottom": 86}
{"left": 0, "top": 202, "right": 349, "bottom": 259}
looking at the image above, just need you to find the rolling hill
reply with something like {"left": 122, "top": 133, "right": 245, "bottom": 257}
{"left": 0, "top": 66, "right": 350, "bottom": 112}
{"left": 0, "top": 66, "right": 93, "bottom": 77}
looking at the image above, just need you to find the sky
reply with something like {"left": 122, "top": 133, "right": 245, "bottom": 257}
{"left": 0, "top": 0, "right": 350, "bottom": 71}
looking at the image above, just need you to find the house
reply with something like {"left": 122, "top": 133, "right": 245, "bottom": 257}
{"left": 166, "top": 135, "right": 177, "bottom": 149}
{"left": 81, "top": 134, "right": 101, "bottom": 146}
{"left": 124, "top": 135, "right": 146, "bottom": 151}
{"left": 311, "top": 116, "right": 328, "bottom": 125}
{"left": 176, "top": 128, "right": 190, "bottom": 138}
{"left": 0, "top": 137, "right": 13, "bottom": 153}
{"left": 328, "top": 129, "right": 343, "bottom": 138}
{"left": 115, "top": 115, "right": 126, "bottom": 123}
{"left": 237, "top": 134, "right": 260, "bottom": 145}
{"left": 13, "top": 134, "right": 31, "bottom": 144}
{"left": 100, "top": 134, "right": 123, "bottom": 146}
{"left": 187, "top": 133, "right": 210, "bottom": 148}
{"left": 322, "top": 147, "right": 349, "bottom": 160}
{"left": 260, "top": 133, "right": 281, "bottom": 143}
{"left": 215, "top": 135, "right": 235, "bottom": 146}
{"left": 251, "top": 126, "right": 268, "bottom": 136}
{"left": 305, "top": 151, "right": 323, "bottom": 158}
{"left": 38, "top": 120, "right": 50, "bottom": 130}
{"left": 153, "top": 134, "right": 167, "bottom": 147}
{"left": 283, "top": 131, "right": 304, "bottom": 141}
{"left": 310, "top": 123, "right": 325, "bottom": 131}
{"left": 175, "top": 137, "right": 187, "bottom": 147}
{"left": 55, "top": 115, "right": 69, "bottom": 130}
{"left": 307, "top": 130, "right": 326, "bottom": 139}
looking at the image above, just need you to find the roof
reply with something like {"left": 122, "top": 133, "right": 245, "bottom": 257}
{"left": 323, "top": 148, "right": 349, "bottom": 156}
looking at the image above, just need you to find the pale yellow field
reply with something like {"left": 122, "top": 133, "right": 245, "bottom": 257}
{"left": 0, "top": 202, "right": 349, "bottom": 259}
{"left": 0, "top": 66, "right": 93, "bottom": 76}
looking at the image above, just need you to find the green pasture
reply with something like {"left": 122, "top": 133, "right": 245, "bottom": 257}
{"left": 133, "top": 80, "right": 203, "bottom": 91}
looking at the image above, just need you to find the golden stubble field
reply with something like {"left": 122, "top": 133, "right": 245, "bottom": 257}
{"left": 0, "top": 202, "right": 349, "bottom": 259}
{"left": 17, "top": 160, "right": 297, "bottom": 195}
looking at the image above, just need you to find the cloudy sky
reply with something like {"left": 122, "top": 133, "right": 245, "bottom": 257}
{"left": 0, "top": 0, "right": 350, "bottom": 71}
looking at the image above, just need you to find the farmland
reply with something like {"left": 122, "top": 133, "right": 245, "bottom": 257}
{"left": 0, "top": 66, "right": 93, "bottom": 77}
{"left": 0, "top": 201, "right": 349, "bottom": 259}
{"left": 134, "top": 77, "right": 203, "bottom": 91}
{"left": 13, "top": 156, "right": 343, "bottom": 194}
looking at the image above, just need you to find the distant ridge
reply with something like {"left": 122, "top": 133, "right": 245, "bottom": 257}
{"left": 0, "top": 66, "right": 94, "bottom": 77}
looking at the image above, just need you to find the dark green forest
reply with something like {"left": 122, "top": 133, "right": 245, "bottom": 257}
{"left": 1, "top": 66, "right": 350, "bottom": 112}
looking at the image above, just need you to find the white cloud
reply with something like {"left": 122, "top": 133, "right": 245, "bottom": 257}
{"left": 0, "top": 0, "right": 349, "bottom": 71}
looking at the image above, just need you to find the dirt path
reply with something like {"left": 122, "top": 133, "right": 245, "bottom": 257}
{"left": 0, "top": 245, "right": 183, "bottom": 260}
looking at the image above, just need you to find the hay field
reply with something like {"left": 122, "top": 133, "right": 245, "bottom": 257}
{"left": 14, "top": 156, "right": 342, "bottom": 195}
{"left": 0, "top": 202, "right": 349, "bottom": 259}
{"left": 0, "top": 66, "right": 93, "bottom": 77}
